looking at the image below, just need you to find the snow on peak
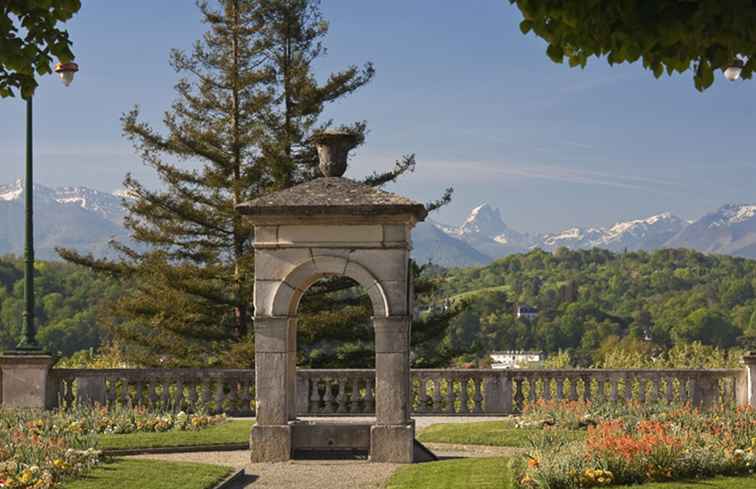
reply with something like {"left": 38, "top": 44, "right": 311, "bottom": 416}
{"left": 0, "top": 179, "right": 23, "bottom": 201}
{"left": 711, "top": 204, "right": 756, "bottom": 226}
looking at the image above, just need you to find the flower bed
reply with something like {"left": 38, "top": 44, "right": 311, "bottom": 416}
{"left": 0, "top": 408, "right": 100, "bottom": 489}
{"left": 517, "top": 402, "right": 756, "bottom": 488}
{"left": 0, "top": 405, "right": 228, "bottom": 488}
{"left": 68, "top": 405, "right": 226, "bottom": 435}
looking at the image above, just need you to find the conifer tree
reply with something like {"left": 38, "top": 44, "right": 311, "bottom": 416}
{"left": 59, "top": 0, "right": 452, "bottom": 367}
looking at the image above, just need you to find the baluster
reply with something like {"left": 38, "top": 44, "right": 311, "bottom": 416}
{"left": 527, "top": 376, "right": 536, "bottom": 403}
{"left": 556, "top": 377, "right": 565, "bottom": 401}
{"left": 133, "top": 381, "right": 143, "bottom": 406}
{"left": 364, "top": 379, "right": 375, "bottom": 413}
{"left": 447, "top": 377, "right": 457, "bottom": 414}
{"left": 652, "top": 375, "right": 662, "bottom": 402}
{"left": 457, "top": 378, "right": 468, "bottom": 414}
{"left": 226, "top": 379, "right": 238, "bottom": 415}
{"left": 240, "top": 379, "right": 252, "bottom": 416}
{"left": 322, "top": 378, "right": 334, "bottom": 413}
{"left": 160, "top": 379, "right": 170, "bottom": 410}
{"left": 309, "top": 378, "right": 321, "bottom": 413}
{"left": 187, "top": 382, "right": 199, "bottom": 413}
{"left": 105, "top": 377, "right": 116, "bottom": 408}
{"left": 420, "top": 378, "right": 432, "bottom": 413}
{"left": 336, "top": 378, "right": 347, "bottom": 413}
{"left": 542, "top": 377, "right": 552, "bottom": 401}
{"left": 568, "top": 376, "right": 578, "bottom": 401}
{"left": 639, "top": 377, "right": 647, "bottom": 403}
{"left": 610, "top": 375, "right": 619, "bottom": 402}
{"left": 64, "top": 379, "right": 75, "bottom": 409}
{"left": 665, "top": 377, "right": 674, "bottom": 403}
{"left": 514, "top": 378, "right": 524, "bottom": 412}
{"left": 148, "top": 381, "right": 159, "bottom": 408}
{"left": 473, "top": 378, "right": 483, "bottom": 413}
{"left": 350, "top": 378, "right": 361, "bottom": 413}
{"left": 175, "top": 379, "right": 185, "bottom": 412}
{"left": 596, "top": 377, "right": 605, "bottom": 402}
{"left": 214, "top": 380, "right": 225, "bottom": 414}
{"left": 120, "top": 378, "right": 131, "bottom": 407}
{"left": 584, "top": 376, "right": 592, "bottom": 402}
{"left": 624, "top": 374, "right": 633, "bottom": 402}
{"left": 679, "top": 377, "right": 688, "bottom": 403}
{"left": 432, "top": 378, "right": 442, "bottom": 413}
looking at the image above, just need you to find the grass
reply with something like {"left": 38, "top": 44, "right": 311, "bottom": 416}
{"left": 386, "top": 457, "right": 516, "bottom": 489}
{"left": 61, "top": 459, "right": 232, "bottom": 489}
{"left": 417, "top": 420, "right": 584, "bottom": 448}
{"left": 97, "top": 419, "right": 254, "bottom": 450}
{"left": 386, "top": 458, "right": 756, "bottom": 489}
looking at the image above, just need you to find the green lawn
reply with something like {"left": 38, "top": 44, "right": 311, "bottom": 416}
{"left": 97, "top": 419, "right": 254, "bottom": 450}
{"left": 386, "top": 458, "right": 756, "bottom": 489}
{"left": 417, "top": 420, "right": 584, "bottom": 448}
{"left": 61, "top": 459, "right": 232, "bottom": 489}
{"left": 386, "top": 457, "right": 516, "bottom": 489}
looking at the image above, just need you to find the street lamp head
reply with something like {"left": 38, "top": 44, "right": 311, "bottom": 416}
{"left": 54, "top": 62, "right": 79, "bottom": 87}
{"left": 724, "top": 59, "right": 744, "bottom": 81}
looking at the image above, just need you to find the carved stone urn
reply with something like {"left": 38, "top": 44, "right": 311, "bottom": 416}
{"left": 312, "top": 129, "right": 360, "bottom": 177}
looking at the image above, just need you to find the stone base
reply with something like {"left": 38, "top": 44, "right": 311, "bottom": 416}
{"left": 250, "top": 424, "right": 292, "bottom": 462}
{"left": 0, "top": 354, "right": 55, "bottom": 408}
{"left": 369, "top": 424, "right": 415, "bottom": 463}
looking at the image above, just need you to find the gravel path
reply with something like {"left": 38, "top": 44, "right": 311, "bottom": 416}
{"left": 128, "top": 417, "right": 514, "bottom": 489}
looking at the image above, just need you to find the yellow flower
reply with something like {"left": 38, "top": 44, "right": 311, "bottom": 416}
{"left": 19, "top": 469, "right": 34, "bottom": 484}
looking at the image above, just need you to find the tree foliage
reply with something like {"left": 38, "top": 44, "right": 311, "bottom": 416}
{"left": 0, "top": 0, "right": 80, "bottom": 97}
{"left": 440, "top": 248, "right": 756, "bottom": 366}
{"left": 508, "top": 0, "right": 756, "bottom": 91}
{"left": 59, "top": 0, "right": 448, "bottom": 367}
{"left": 0, "top": 256, "right": 120, "bottom": 356}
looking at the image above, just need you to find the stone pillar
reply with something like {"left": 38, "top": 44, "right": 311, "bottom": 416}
{"left": 250, "top": 316, "right": 293, "bottom": 462}
{"left": 0, "top": 354, "right": 55, "bottom": 409}
{"left": 739, "top": 352, "right": 756, "bottom": 408}
{"left": 371, "top": 315, "right": 414, "bottom": 463}
{"left": 483, "top": 374, "right": 512, "bottom": 414}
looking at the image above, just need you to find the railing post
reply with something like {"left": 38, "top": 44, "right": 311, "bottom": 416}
{"left": 738, "top": 352, "right": 756, "bottom": 408}
{"left": 483, "top": 373, "right": 512, "bottom": 414}
{"left": 0, "top": 354, "right": 55, "bottom": 409}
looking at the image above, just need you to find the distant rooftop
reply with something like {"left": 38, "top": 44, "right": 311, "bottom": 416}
{"left": 237, "top": 177, "right": 428, "bottom": 221}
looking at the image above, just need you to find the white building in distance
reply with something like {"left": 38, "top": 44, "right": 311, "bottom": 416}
{"left": 490, "top": 350, "right": 544, "bottom": 369}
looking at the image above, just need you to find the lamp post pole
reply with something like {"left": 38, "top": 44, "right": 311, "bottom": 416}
{"left": 16, "top": 95, "right": 39, "bottom": 351}
{"left": 9, "top": 62, "right": 78, "bottom": 353}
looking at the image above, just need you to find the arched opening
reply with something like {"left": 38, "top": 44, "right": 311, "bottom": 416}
{"left": 295, "top": 275, "right": 375, "bottom": 369}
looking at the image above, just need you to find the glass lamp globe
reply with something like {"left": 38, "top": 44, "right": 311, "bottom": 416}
{"left": 54, "top": 62, "right": 79, "bottom": 87}
{"left": 724, "top": 65, "right": 742, "bottom": 81}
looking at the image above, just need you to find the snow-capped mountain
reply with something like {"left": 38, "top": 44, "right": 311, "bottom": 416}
{"left": 665, "top": 204, "right": 756, "bottom": 259}
{"left": 0, "top": 180, "right": 129, "bottom": 259}
{"left": 540, "top": 212, "right": 687, "bottom": 253}
{"left": 441, "top": 203, "right": 530, "bottom": 258}
{"left": 416, "top": 203, "right": 756, "bottom": 266}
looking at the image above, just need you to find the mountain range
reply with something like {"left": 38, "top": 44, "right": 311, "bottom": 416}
{"left": 1, "top": 180, "right": 754, "bottom": 266}
{"left": 413, "top": 203, "right": 756, "bottom": 267}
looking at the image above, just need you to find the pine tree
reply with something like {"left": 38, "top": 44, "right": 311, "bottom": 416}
{"left": 59, "top": 0, "right": 449, "bottom": 367}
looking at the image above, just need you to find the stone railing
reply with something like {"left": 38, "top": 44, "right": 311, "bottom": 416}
{"left": 47, "top": 366, "right": 749, "bottom": 416}
{"left": 50, "top": 368, "right": 255, "bottom": 416}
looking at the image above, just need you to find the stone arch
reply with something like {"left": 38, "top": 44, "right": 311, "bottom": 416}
{"left": 271, "top": 255, "right": 390, "bottom": 318}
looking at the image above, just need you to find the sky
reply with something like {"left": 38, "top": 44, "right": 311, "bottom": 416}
{"left": 1, "top": 1, "right": 755, "bottom": 234}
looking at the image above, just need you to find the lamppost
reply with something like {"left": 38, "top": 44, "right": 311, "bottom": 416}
{"left": 12, "top": 62, "right": 79, "bottom": 353}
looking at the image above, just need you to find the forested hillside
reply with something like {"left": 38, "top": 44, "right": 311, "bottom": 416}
{"left": 435, "top": 248, "right": 756, "bottom": 365}
{"left": 0, "top": 257, "right": 121, "bottom": 356}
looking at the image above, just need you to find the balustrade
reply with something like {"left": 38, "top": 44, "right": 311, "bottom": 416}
{"left": 49, "top": 367, "right": 745, "bottom": 416}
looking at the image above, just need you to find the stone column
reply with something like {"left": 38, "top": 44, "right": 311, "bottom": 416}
{"left": 370, "top": 315, "right": 414, "bottom": 463}
{"left": 250, "top": 316, "right": 293, "bottom": 462}
{"left": 739, "top": 352, "right": 756, "bottom": 408}
{"left": 0, "top": 354, "right": 55, "bottom": 409}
